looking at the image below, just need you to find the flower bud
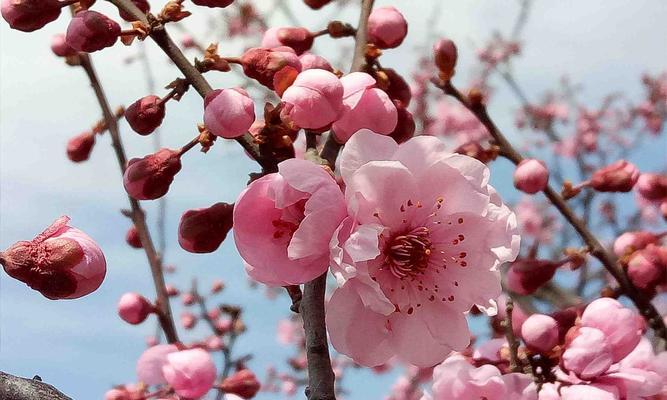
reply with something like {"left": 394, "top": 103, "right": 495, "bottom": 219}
{"left": 513, "top": 158, "right": 549, "bottom": 194}
{"left": 125, "top": 95, "right": 166, "bottom": 135}
{"left": 388, "top": 100, "right": 415, "bottom": 144}
{"left": 520, "top": 314, "right": 559, "bottom": 353}
{"left": 240, "top": 47, "right": 302, "bottom": 90}
{"left": 178, "top": 202, "right": 234, "bottom": 253}
{"left": 433, "top": 38, "right": 458, "bottom": 80}
{"left": 367, "top": 6, "right": 407, "bottom": 49}
{"left": 51, "top": 33, "right": 77, "bottom": 57}
{"left": 182, "top": 292, "right": 195, "bottom": 306}
{"left": 123, "top": 148, "right": 182, "bottom": 200}
{"left": 117, "top": 292, "right": 153, "bottom": 324}
{"left": 181, "top": 312, "right": 197, "bottom": 329}
{"left": 506, "top": 259, "right": 559, "bottom": 295}
{"left": 280, "top": 69, "right": 344, "bottom": 129}
{"left": 590, "top": 160, "right": 640, "bottom": 193}
{"left": 166, "top": 284, "right": 179, "bottom": 297}
{"left": 627, "top": 244, "right": 667, "bottom": 292}
{"left": 276, "top": 27, "right": 313, "bottom": 55}
{"left": 636, "top": 173, "right": 667, "bottom": 201}
{"left": 66, "top": 131, "right": 96, "bottom": 162}
{"left": 613, "top": 231, "right": 658, "bottom": 257}
{"left": 118, "top": 0, "right": 149, "bottom": 22}
{"left": 561, "top": 326, "right": 613, "bottom": 380}
{"left": 299, "top": 52, "right": 333, "bottom": 72}
{"left": 105, "top": 388, "right": 129, "bottom": 400}
{"left": 204, "top": 88, "right": 255, "bottom": 139}
{"left": 125, "top": 226, "right": 142, "bottom": 248}
{"left": 382, "top": 68, "right": 411, "bottom": 106}
{"left": 191, "top": 0, "right": 233, "bottom": 8}
{"left": 137, "top": 344, "right": 179, "bottom": 385}
{"left": 66, "top": 10, "right": 121, "bottom": 53}
{"left": 162, "top": 349, "right": 217, "bottom": 398}
{"left": 211, "top": 279, "right": 224, "bottom": 293}
{"left": 303, "top": 0, "right": 332, "bottom": 9}
{"left": 580, "top": 297, "right": 643, "bottom": 362}
{"left": 1, "top": 0, "right": 62, "bottom": 32}
{"left": 219, "top": 369, "right": 261, "bottom": 398}
{"left": 0, "top": 216, "right": 106, "bottom": 299}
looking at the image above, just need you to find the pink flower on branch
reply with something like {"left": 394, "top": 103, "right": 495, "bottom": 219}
{"left": 326, "top": 130, "right": 519, "bottom": 367}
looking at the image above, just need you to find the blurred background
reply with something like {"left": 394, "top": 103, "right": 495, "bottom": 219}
{"left": 1, "top": 0, "right": 666, "bottom": 398}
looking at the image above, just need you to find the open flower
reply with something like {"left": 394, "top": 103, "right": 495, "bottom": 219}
{"left": 0, "top": 216, "right": 106, "bottom": 299}
{"left": 326, "top": 130, "right": 519, "bottom": 367}
{"left": 233, "top": 158, "right": 347, "bottom": 286}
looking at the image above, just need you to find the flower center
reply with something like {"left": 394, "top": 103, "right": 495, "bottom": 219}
{"left": 385, "top": 226, "right": 432, "bottom": 279}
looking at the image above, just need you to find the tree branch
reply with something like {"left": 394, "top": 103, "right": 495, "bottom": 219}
{"left": 0, "top": 372, "right": 72, "bottom": 400}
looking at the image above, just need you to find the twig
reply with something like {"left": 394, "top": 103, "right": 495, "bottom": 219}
{"left": 78, "top": 53, "right": 179, "bottom": 344}
{"left": 503, "top": 297, "right": 523, "bottom": 373}
{"left": 434, "top": 79, "right": 667, "bottom": 346}
{"left": 0, "top": 372, "right": 72, "bottom": 400}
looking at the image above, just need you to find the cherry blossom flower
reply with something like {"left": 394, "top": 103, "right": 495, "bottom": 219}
{"left": 326, "top": 130, "right": 519, "bottom": 367}
{"left": 233, "top": 158, "right": 347, "bottom": 286}
{"left": 204, "top": 88, "right": 255, "bottom": 139}
{"left": 280, "top": 69, "right": 344, "bottom": 129}
{"left": 1, "top": 216, "right": 106, "bottom": 299}
{"left": 162, "top": 348, "right": 217, "bottom": 398}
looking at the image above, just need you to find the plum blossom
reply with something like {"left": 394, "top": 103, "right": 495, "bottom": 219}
{"left": 426, "top": 99, "right": 490, "bottom": 145}
{"left": 280, "top": 69, "right": 344, "bottom": 129}
{"left": 163, "top": 348, "right": 217, "bottom": 398}
{"left": 233, "top": 158, "right": 347, "bottom": 286}
{"left": 326, "top": 130, "right": 520, "bottom": 367}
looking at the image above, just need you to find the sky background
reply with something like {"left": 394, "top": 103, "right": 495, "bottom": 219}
{"left": 1, "top": 0, "right": 666, "bottom": 398}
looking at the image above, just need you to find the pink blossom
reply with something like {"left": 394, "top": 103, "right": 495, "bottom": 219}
{"left": 66, "top": 11, "right": 120, "bottom": 53}
{"left": 626, "top": 244, "right": 667, "bottom": 291}
{"left": 580, "top": 298, "right": 643, "bottom": 362}
{"left": 326, "top": 130, "right": 519, "bottom": 366}
{"left": 277, "top": 318, "right": 303, "bottom": 345}
{"left": 219, "top": 369, "right": 261, "bottom": 399}
{"left": 66, "top": 131, "right": 96, "bottom": 163}
{"left": 562, "top": 327, "right": 614, "bottom": 380}
{"left": 422, "top": 355, "right": 536, "bottom": 399}
{"left": 513, "top": 159, "right": 549, "bottom": 194}
{"left": 180, "top": 312, "right": 197, "bottom": 329}
{"left": 1, "top": 0, "right": 62, "bottom": 32}
{"left": 613, "top": 231, "right": 659, "bottom": 257}
{"left": 299, "top": 52, "right": 333, "bottom": 72}
{"left": 636, "top": 173, "right": 667, "bottom": 202}
{"left": 240, "top": 46, "right": 301, "bottom": 90}
{"left": 590, "top": 160, "right": 640, "bottom": 193}
{"left": 332, "top": 72, "right": 398, "bottom": 143}
{"left": 136, "top": 344, "right": 179, "bottom": 385}
{"left": 125, "top": 226, "right": 142, "bottom": 249}
{"left": 261, "top": 26, "right": 313, "bottom": 55}
{"left": 280, "top": 69, "right": 344, "bottom": 129}
{"left": 367, "top": 6, "right": 408, "bottom": 49}
{"left": 162, "top": 348, "right": 217, "bottom": 398}
{"left": 426, "top": 100, "right": 489, "bottom": 145}
{"left": 433, "top": 39, "right": 458, "bottom": 80}
{"left": 178, "top": 202, "right": 234, "bottom": 253}
{"left": 117, "top": 292, "right": 153, "bottom": 324}
{"left": 51, "top": 33, "right": 77, "bottom": 57}
{"left": 506, "top": 259, "right": 560, "bottom": 295}
{"left": 204, "top": 88, "right": 255, "bottom": 139}
{"left": 514, "top": 198, "right": 558, "bottom": 243}
{"left": 125, "top": 95, "right": 166, "bottom": 135}
{"left": 1, "top": 216, "right": 106, "bottom": 299}
{"left": 233, "top": 158, "right": 346, "bottom": 286}
{"left": 521, "top": 314, "right": 559, "bottom": 353}
{"left": 123, "top": 148, "right": 182, "bottom": 200}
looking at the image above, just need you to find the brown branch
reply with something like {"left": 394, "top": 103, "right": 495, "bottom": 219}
{"left": 434, "top": 79, "right": 667, "bottom": 346}
{"left": 78, "top": 53, "right": 179, "bottom": 344}
{"left": 502, "top": 297, "right": 524, "bottom": 373}
{"left": 0, "top": 372, "right": 72, "bottom": 400}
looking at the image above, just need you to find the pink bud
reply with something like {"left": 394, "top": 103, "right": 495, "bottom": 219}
{"left": 125, "top": 226, "right": 142, "bottom": 248}
{"left": 105, "top": 388, "right": 129, "bottom": 400}
{"left": 136, "top": 343, "right": 179, "bottom": 385}
{"left": 590, "top": 160, "right": 640, "bottom": 193}
{"left": 66, "top": 131, "right": 96, "bottom": 162}
{"left": 206, "top": 335, "right": 224, "bottom": 351}
{"left": 178, "top": 202, "right": 234, "bottom": 253}
{"left": 51, "top": 33, "right": 77, "bottom": 57}
{"left": 118, "top": 292, "right": 153, "bottom": 324}
{"left": 562, "top": 327, "right": 613, "bottom": 379}
{"left": 162, "top": 348, "right": 217, "bottom": 398}
{"left": 211, "top": 279, "right": 224, "bottom": 293}
{"left": 125, "top": 95, "right": 166, "bottom": 135}
{"left": 303, "top": 0, "right": 332, "bottom": 9}
{"left": 367, "top": 6, "right": 408, "bottom": 49}
{"left": 204, "top": 88, "right": 255, "bottom": 139}
{"left": 207, "top": 308, "right": 221, "bottom": 320}
{"left": 581, "top": 297, "right": 643, "bottom": 361}
{"left": 181, "top": 34, "right": 195, "bottom": 49}
{"left": 0, "top": 216, "right": 106, "bottom": 299}
{"left": 299, "top": 52, "right": 333, "bottom": 72}
{"left": 506, "top": 259, "right": 559, "bottom": 295}
{"left": 215, "top": 318, "right": 232, "bottom": 334}
{"left": 191, "top": 0, "right": 233, "bottom": 8}
{"left": 240, "top": 47, "right": 302, "bottom": 90}
{"left": 382, "top": 68, "right": 411, "bottom": 106}
{"left": 1, "top": 0, "right": 62, "bottom": 32}
{"left": 219, "top": 369, "right": 261, "bottom": 399}
{"left": 513, "top": 159, "right": 549, "bottom": 194}
{"left": 636, "top": 173, "right": 667, "bottom": 201}
{"left": 627, "top": 244, "right": 667, "bottom": 291}
{"left": 388, "top": 100, "right": 415, "bottom": 144}
{"left": 181, "top": 312, "right": 197, "bottom": 329}
{"left": 66, "top": 10, "right": 121, "bottom": 53}
{"left": 165, "top": 284, "right": 179, "bottom": 297}
{"left": 123, "top": 148, "right": 182, "bottom": 200}
{"left": 613, "top": 231, "right": 658, "bottom": 257}
{"left": 118, "top": 0, "right": 149, "bottom": 22}
{"left": 280, "top": 69, "right": 344, "bottom": 129}
{"left": 332, "top": 72, "right": 398, "bottom": 142}
{"left": 182, "top": 292, "right": 195, "bottom": 306}
{"left": 520, "top": 314, "right": 559, "bottom": 353}
{"left": 276, "top": 27, "right": 313, "bottom": 55}
{"left": 433, "top": 38, "right": 458, "bottom": 80}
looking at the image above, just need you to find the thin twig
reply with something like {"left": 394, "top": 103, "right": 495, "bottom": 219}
{"left": 503, "top": 297, "right": 523, "bottom": 373}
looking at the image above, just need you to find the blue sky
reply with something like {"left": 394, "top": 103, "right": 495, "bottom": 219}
{"left": 1, "top": 0, "right": 666, "bottom": 398}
